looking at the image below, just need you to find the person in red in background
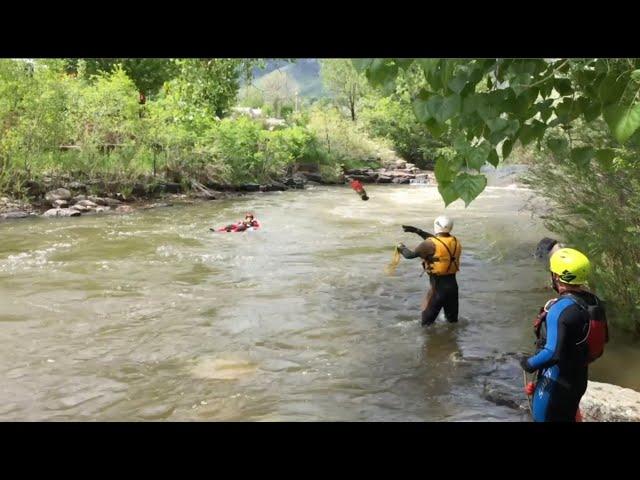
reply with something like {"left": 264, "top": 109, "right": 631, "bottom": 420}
{"left": 350, "top": 179, "right": 369, "bottom": 201}
{"left": 212, "top": 213, "right": 260, "bottom": 232}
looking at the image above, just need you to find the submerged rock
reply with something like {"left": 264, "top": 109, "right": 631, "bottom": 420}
{"left": 115, "top": 205, "right": 135, "bottom": 214}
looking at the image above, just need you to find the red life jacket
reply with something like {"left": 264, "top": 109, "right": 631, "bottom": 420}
{"left": 564, "top": 293, "right": 608, "bottom": 364}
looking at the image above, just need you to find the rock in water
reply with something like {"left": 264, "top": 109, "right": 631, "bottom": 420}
{"left": 581, "top": 381, "right": 640, "bottom": 422}
{"left": 2, "top": 211, "right": 30, "bottom": 219}
{"left": 115, "top": 205, "right": 134, "bottom": 214}
{"left": 75, "top": 199, "right": 98, "bottom": 208}
{"left": 42, "top": 208, "right": 81, "bottom": 217}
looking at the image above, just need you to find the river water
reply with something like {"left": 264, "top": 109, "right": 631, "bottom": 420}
{"left": 1, "top": 175, "right": 638, "bottom": 421}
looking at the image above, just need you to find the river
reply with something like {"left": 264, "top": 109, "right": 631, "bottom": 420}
{"left": 1, "top": 176, "right": 638, "bottom": 420}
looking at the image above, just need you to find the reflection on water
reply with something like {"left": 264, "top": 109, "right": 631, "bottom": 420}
{"left": 0, "top": 180, "right": 637, "bottom": 421}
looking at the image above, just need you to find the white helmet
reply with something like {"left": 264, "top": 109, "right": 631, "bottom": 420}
{"left": 434, "top": 215, "right": 453, "bottom": 234}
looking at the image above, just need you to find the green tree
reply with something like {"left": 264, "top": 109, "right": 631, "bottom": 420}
{"left": 354, "top": 58, "right": 640, "bottom": 206}
{"left": 321, "top": 59, "right": 369, "bottom": 121}
{"left": 64, "top": 58, "right": 179, "bottom": 97}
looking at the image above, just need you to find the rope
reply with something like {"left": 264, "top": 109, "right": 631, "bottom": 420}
{"left": 384, "top": 248, "right": 401, "bottom": 275}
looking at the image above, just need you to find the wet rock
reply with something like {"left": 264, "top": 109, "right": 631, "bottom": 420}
{"left": 45, "top": 188, "right": 72, "bottom": 203}
{"left": 138, "top": 404, "right": 175, "bottom": 420}
{"left": 1, "top": 211, "right": 30, "bottom": 219}
{"left": 581, "top": 381, "right": 640, "bottom": 422}
{"left": 71, "top": 204, "right": 91, "bottom": 213}
{"left": 43, "top": 208, "right": 81, "bottom": 217}
{"left": 89, "top": 196, "right": 121, "bottom": 207}
{"left": 376, "top": 175, "right": 393, "bottom": 184}
{"left": 115, "top": 205, "right": 135, "bottom": 214}
{"left": 25, "top": 180, "right": 45, "bottom": 197}
{"left": 240, "top": 184, "right": 261, "bottom": 192}
{"left": 67, "top": 181, "right": 87, "bottom": 192}
{"left": 75, "top": 199, "right": 98, "bottom": 208}
{"left": 95, "top": 206, "right": 110, "bottom": 213}
{"left": 392, "top": 177, "right": 411, "bottom": 184}
{"left": 72, "top": 194, "right": 87, "bottom": 203}
{"left": 53, "top": 199, "right": 69, "bottom": 208}
{"left": 301, "top": 172, "right": 324, "bottom": 184}
{"left": 265, "top": 182, "right": 288, "bottom": 192}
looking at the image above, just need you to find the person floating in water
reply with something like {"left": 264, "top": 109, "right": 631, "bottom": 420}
{"left": 212, "top": 212, "right": 261, "bottom": 232}
{"left": 520, "top": 248, "right": 608, "bottom": 422}
{"left": 396, "top": 216, "right": 462, "bottom": 326}
{"left": 350, "top": 179, "right": 369, "bottom": 201}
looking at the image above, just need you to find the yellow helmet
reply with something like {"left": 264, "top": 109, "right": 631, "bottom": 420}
{"left": 549, "top": 248, "right": 591, "bottom": 285}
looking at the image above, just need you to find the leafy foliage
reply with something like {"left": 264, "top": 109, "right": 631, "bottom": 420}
{"left": 355, "top": 58, "right": 640, "bottom": 206}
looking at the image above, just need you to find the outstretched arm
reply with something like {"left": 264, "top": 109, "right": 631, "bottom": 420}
{"left": 402, "top": 225, "right": 431, "bottom": 240}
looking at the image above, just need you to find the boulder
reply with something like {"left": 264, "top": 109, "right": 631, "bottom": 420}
{"left": 72, "top": 195, "right": 87, "bottom": 203}
{"left": 43, "top": 208, "right": 81, "bottom": 217}
{"left": 264, "top": 182, "right": 287, "bottom": 192}
{"left": 45, "top": 188, "right": 72, "bottom": 203}
{"left": 75, "top": 199, "right": 98, "bottom": 208}
{"left": 376, "top": 175, "right": 393, "bottom": 184}
{"left": 95, "top": 206, "right": 110, "bottom": 214}
{"left": 71, "top": 204, "right": 90, "bottom": 212}
{"left": 2, "top": 211, "right": 30, "bottom": 219}
{"left": 580, "top": 381, "right": 640, "bottom": 422}
{"left": 392, "top": 177, "right": 411, "bottom": 184}
{"left": 67, "top": 181, "right": 87, "bottom": 192}
{"left": 53, "top": 199, "right": 69, "bottom": 208}
{"left": 239, "top": 184, "right": 261, "bottom": 192}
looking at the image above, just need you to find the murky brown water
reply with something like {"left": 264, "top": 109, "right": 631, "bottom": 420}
{"left": 1, "top": 177, "right": 638, "bottom": 420}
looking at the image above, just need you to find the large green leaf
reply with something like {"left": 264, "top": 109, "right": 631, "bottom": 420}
{"left": 427, "top": 94, "right": 461, "bottom": 124}
{"left": 438, "top": 182, "right": 460, "bottom": 207}
{"left": 434, "top": 155, "right": 456, "bottom": 184}
{"left": 417, "top": 59, "right": 439, "bottom": 77}
{"left": 502, "top": 138, "right": 514, "bottom": 160}
{"left": 452, "top": 173, "right": 487, "bottom": 207}
{"left": 412, "top": 90, "right": 432, "bottom": 123}
{"left": 603, "top": 101, "right": 640, "bottom": 143}
{"left": 632, "top": 70, "right": 640, "bottom": 83}
{"left": 547, "top": 137, "right": 569, "bottom": 158}
{"left": 366, "top": 59, "right": 398, "bottom": 94}
{"left": 424, "top": 118, "right": 447, "bottom": 138}
{"left": 595, "top": 148, "right": 615, "bottom": 170}
{"left": 448, "top": 71, "right": 469, "bottom": 94}
{"left": 554, "top": 78, "right": 573, "bottom": 96}
{"left": 488, "top": 149, "right": 499, "bottom": 167}
{"left": 467, "top": 141, "right": 491, "bottom": 170}
{"left": 570, "top": 146, "right": 594, "bottom": 168}
{"left": 598, "top": 73, "right": 628, "bottom": 106}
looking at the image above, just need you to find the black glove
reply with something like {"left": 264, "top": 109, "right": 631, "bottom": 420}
{"left": 519, "top": 356, "right": 535, "bottom": 373}
{"left": 402, "top": 225, "right": 418, "bottom": 233}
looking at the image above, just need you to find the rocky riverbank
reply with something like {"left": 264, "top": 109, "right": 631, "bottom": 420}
{"left": 0, "top": 161, "right": 435, "bottom": 221}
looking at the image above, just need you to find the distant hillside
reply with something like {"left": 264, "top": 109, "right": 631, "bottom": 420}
{"left": 249, "top": 59, "right": 326, "bottom": 100}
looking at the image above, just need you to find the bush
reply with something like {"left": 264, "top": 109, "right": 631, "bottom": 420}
{"left": 523, "top": 120, "right": 640, "bottom": 333}
{"left": 359, "top": 94, "right": 447, "bottom": 168}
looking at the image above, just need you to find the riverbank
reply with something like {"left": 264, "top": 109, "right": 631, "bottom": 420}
{"left": 0, "top": 160, "right": 435, "bottom": 221}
